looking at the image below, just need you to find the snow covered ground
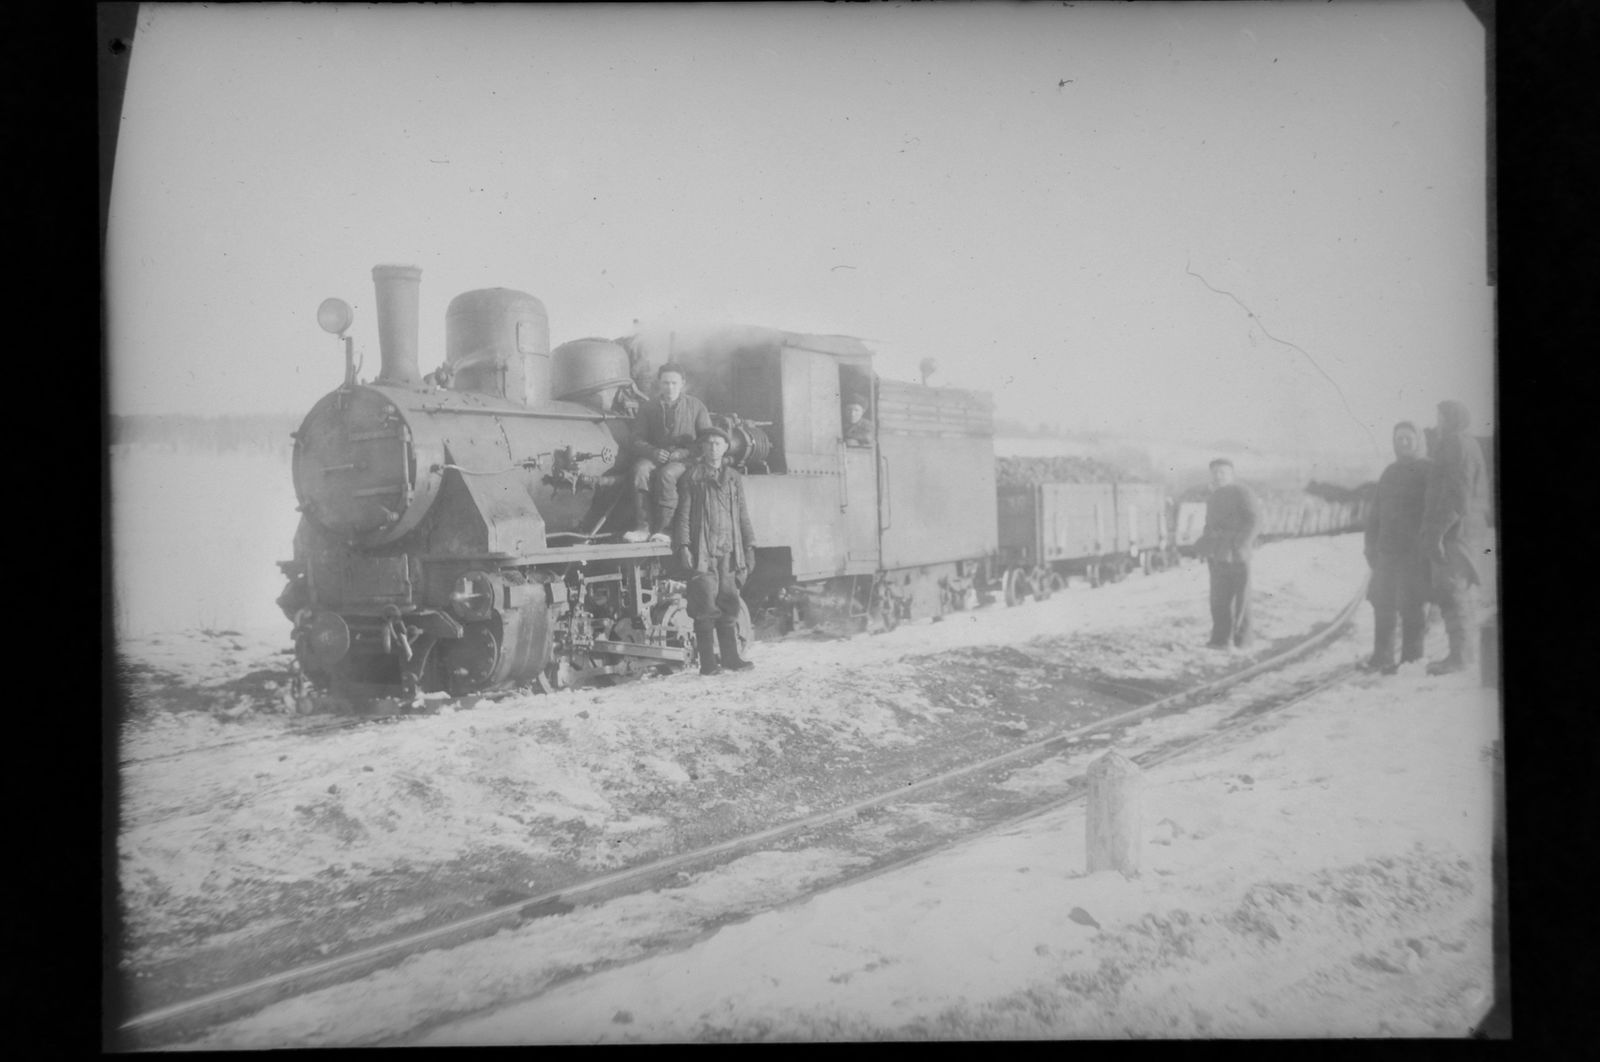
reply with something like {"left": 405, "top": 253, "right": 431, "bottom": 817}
{"left": 420, "top": 667, "right": 1497, "bottom": 1042}
{"left": 115, "top": 527, "right": 1503, "bottom": 1045}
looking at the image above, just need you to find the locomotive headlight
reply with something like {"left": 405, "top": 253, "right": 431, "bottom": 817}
{"left": 317, "top": 297, "right": 355, "bottom": 336}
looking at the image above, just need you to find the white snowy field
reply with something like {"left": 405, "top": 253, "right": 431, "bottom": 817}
{"left": 136, "top": 532, "right": 1502, "bottom": 1046}
{"left": 417, "top": 671, "right": 1498, "bottom": 1042}
{"left": 429, "top": 674, "right": 1497, "bottom": 1042}
{"left": 109, "top": 444, "right": 301, "bottom": 639}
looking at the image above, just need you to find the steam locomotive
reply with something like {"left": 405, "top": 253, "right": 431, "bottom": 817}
{"left": 277, "top": 265, "right": 1000, "bottom": 711}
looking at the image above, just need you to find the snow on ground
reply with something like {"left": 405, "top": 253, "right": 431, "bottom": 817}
{"left": 122, "top": 532, "right": 1503, "bottom": 1042}
{"left": 118, "top": 538, "right": 1367, "bottom": 948}
{"left": 412, "top": 658, "right": 1498, "bottom": 1042}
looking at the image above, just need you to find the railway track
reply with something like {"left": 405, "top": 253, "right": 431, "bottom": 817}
{"left": 117, "top": 575, "right": 1370, "bottom": 1050}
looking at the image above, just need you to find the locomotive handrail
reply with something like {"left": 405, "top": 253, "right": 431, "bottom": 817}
{"left": 879, "top": 452, "right": 891, "bottom": 531}
{"left": 435, "top": 458, "right": 545, "bottom": 476}
{"left": 837, "top": 441, "right": 849, "bottom": 512}
{"left": 415, "top": 405, "right": 628, "bottom": 421}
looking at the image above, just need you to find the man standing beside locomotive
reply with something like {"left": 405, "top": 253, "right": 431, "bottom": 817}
{"left": 672, "top": 427, "right": 757, "bottom": 676}
{"left": 1419, "top": 399, "right": 1490, "bottom": 675}
{"left": 1195, "top": 458, "right": 1261, "bottom": 649}
{"left": 623, "top": 364, "right": 711, "bottom": 544}
{"left": 1362, "top": 421, "right": 1432, "bottom": 674}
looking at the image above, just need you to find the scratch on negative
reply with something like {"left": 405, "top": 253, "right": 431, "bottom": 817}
{"left": 1185, "top": 260, "right": 1378, "bottom": 454}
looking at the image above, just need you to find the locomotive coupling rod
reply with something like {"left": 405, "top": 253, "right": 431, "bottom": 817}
{"left": 590, "top": 639, "right": 690, "bottom": 662}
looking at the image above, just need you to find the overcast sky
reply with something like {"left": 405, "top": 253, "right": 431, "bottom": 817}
{"left": 105, "top": 1, "right": 1491, "bottom": 461}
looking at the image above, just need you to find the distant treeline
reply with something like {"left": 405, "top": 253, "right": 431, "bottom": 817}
{"left": 110, "top": 414, "right": 301, "bottom": 455}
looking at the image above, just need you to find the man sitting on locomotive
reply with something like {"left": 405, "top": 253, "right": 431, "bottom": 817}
{"left": 672, "top": 426, "right": 756, "bottom": 676}
{"left": 623, "top": 363, "right": 712, "bottom": 543}
{"left": 842, "top": 395, "right": 874, "bottom": 448}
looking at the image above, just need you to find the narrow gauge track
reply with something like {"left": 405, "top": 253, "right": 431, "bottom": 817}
{"left": 120, "top": 576, "right": 1368, "bottom": 1050}
{"left": 117, "top": 688, "right": 539, "bottom": 768}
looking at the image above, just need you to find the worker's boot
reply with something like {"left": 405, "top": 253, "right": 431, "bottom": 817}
{"left": 1428, "top": 599, "right": 1478, "bottom": 676}
{"left": 622, "top": 490, "right": 652, "bottom": 542}
{"left": 1363, "top": 613, "right": 1397, "bottom": 673}
{"left": 650, "top": 504, "right": 676, "bottom": 544}
{"left": 716, "top": 622, "right": 753, "bottom": 671}
{"left": 695, "top": 621, "right": 721, "bottom": 676}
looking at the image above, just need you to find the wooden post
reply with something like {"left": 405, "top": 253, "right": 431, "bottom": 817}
{"left": 1086, "top": 750, "right": 1142, "bottom": 875}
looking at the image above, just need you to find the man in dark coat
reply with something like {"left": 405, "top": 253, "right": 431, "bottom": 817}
{"left": 623, "top": 363, "right": 712, "bottom": 543}
{"left": 1419, "top": 399, "right": 1491, "bottom": 675}
{"left": 672, "top": 427, "right": 757, "bottom": 675}
{"left": 1363, "top": 421, "right": 1432, "bottom": 673}
{"left": 1195, "top": 458, "right": 1261, "bottom": 649}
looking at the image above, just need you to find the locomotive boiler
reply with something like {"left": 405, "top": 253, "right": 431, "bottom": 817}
{"left": 277, "top": 265, "right": 695, "bottom": 711}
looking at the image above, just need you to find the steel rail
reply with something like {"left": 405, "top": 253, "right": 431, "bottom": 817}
{"left": 118, "top": 572, "right": 1369, "bottom": 1046}
{"left": 753, "top": 658, "right": 1368, "bottom": 925}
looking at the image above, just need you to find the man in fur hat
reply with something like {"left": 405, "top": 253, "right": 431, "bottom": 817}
{"left": 672, "top": 426, "right": 757, "bottom": 676}
{"left": 1363, "top": 421, "right": 1433, "bottom": 673}
{"left": 1419, "top": 399, "right": 1490, "bottom": 675}
{"left": 842, "top": 395, "right": 874, "bottom": 448}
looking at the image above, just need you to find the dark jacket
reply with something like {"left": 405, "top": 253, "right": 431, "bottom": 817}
{"left": 1197, "top": 482, "right": 1260, "bottom": 564}
{"left": 844, "top": 416, "right": 874, "bottom": 447}
{"left": 630, "top": 394, "right": 712, "bottom": 458}
{"left": 1365, "top": 456, "right": 1431, "bottom": 560}
{"left": 1420, "top": 400, "right": 1490, "bottom": 586}
{"left": 672, "top": 460, "right": 756, "bottom": 575}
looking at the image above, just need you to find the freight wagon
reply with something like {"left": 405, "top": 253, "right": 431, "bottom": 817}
{"left": 995, "top": 479, "right": 1178, "bottom": 604}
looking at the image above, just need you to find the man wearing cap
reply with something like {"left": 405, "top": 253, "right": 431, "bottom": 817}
{"left": 623, "top": 363, "right": 711, "bottom": 544}
{"left": 1419, "top": 399, "right": 1490, "bottom": 675}
{"left": 672, "top": 426, "right": 757, "bottom": 675}
{"left": 843, "top": 395, "right": 874, "bottom": 448}
{"left": 1194, "top": 458, "right": 1261, "bottom": 649}
{"left": 1362, "top": 421, "right": 1432, "bottom": 673}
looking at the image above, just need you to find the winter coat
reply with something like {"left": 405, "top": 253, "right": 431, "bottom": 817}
{"left": 1365, "top": 456, "right": 1432, "bottom": 560}
{"left": 630, "top": 394, "right": 712, "bottom": 458}
{"left": 1420, "top": 400, "right": 1490, "bottom": 586}
{"left": 1196, "top": 483, "right": 1261, "bottom": 564}
{"left": 672, "top": 460, "right": 756, "bottom": 576}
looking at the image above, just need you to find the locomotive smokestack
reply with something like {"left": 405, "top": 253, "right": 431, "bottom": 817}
{"left": 372, "top": 264, "right": 423, "bottom": 387}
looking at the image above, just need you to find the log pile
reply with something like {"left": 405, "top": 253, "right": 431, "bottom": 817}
{"left": 996, "top": 455, "right": 1144, "bottom": 488}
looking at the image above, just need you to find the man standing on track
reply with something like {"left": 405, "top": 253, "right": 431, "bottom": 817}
{"left": 1363, "top": 421, "right": 1433, "bottom": 673}
{"left": 1419, "top": 399, "right": 1490, "bottom": 675}
{"left": 623, "top": 363, "right": 711, "bottom": 543}
{"left": 1195, "top": 458, "right": 1261, "bottom": 650}
{"left": 673, "top": 427, "right": 757, "bottom": 676}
